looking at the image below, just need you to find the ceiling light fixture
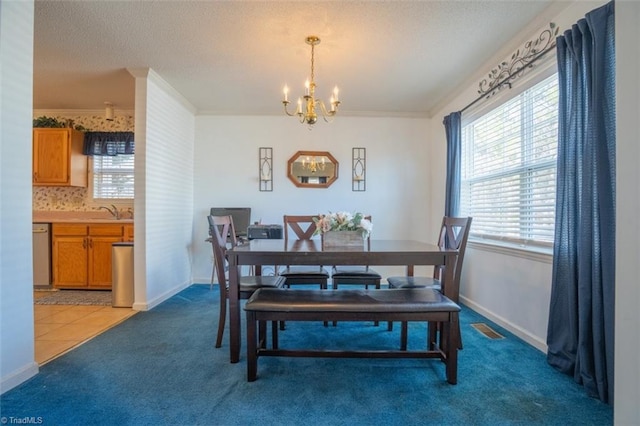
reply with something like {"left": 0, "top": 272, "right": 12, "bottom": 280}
{"left": 282, "top": 35, "right": 340, "bottom": 128}
{"left": 105, "top": 102, "right": 114, "bottom": 121}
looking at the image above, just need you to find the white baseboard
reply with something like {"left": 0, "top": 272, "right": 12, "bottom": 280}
{"left": 132, "top": 280, "right": 192, "bottom": 311}
{"left": 1, "top": 361, "right": 38, "bottom": 395}
{"left": 192, "top": 276, "right": 213, "bottom": 285}
{"left": 460, "top": 296, "right": 548, "bottom": 353}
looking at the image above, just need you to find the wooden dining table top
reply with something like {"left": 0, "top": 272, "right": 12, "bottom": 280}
{"left": 230, "top": 238, "right": 452, "bottom": 263}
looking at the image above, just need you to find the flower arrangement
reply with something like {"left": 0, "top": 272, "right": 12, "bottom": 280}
{"left": 313, "top": 211, "right": 373, "bottom": 238}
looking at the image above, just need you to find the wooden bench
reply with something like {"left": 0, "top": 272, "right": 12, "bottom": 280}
{"left": 244, "top": 288, "right": 461, "bottom": 384}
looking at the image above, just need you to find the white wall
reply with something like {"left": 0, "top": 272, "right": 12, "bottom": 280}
{"left": 191, "top": 115, "right": 432, "bottom": 282}
{"left": 131, "top": 69, "right": 196, "bottom": 309}
{"left": 0, "top": 0, "right": 38, "bottom": 392}
{"left": 614, "top": 1, "right": 640, "bottom": 423}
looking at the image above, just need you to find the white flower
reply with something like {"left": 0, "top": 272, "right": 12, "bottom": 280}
{"left": 313, "top": 211, "right": 373, "bottom": 238}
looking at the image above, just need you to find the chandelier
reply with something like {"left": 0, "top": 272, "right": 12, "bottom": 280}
{"left": 302, "top": 155, "right": 326, "bottom": 173}
{"left": 282, "top": 35, "right": 340, "bottom": 127}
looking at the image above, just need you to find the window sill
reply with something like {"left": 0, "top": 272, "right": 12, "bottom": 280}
{"left": 467, "top": 239, "right": 553, "bottom": 264}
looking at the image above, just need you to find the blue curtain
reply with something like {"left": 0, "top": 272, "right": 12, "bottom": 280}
{"left": 83, "top": 132, "right": 135, "bottom": 156}
{"left": 546, "top": 1, "right": 615, "bottom": 404}
{"left": 443, "top": 112, "right": 462, "bottom": 217}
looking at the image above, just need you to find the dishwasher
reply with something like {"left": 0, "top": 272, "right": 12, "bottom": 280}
{"left": 32, "top": 223, "right": 51, "bottom": 288}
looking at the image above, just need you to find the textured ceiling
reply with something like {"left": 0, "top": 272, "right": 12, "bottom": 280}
{"left": 33, "top": 1, "right": 559, "bottom": 117}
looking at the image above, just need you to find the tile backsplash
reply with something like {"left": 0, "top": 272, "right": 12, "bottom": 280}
{"left": 32, "top": 113, "right": 134, "bottom": 212}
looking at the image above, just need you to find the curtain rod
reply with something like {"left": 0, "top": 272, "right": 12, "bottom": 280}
{"left": 460, "top": 44, "right": 557, "bottom": 114}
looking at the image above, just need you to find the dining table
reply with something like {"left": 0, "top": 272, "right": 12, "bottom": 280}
{"left": 226, "top": 238, "right": 459, "bottom": 363}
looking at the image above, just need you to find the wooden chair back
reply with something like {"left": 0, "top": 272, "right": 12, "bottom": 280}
{"left": 208, "top": 215, "right": 237, "bottom": 296}
{"left": 433, "top": 216, "right": 472, "bottom": 285}
{"left": 283, "top": 215, "right": 319, "bottom": 242}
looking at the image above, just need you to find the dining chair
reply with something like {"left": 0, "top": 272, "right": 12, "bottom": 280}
{"left": 207, "top": 214, "right": 246, "bottom": 288}
{"left": 279, "top": 215, "right": 331, "bottom": 328}
{"left": 327, "top": 216, "right": 382, "bottom": 326}
{"left": 279, "top": 215, "right": 330, "bottom": 289}
{"left": 209, "top": 215, "right": 285, "bottom": 348}
{"left": 386, "top": 216, "right": 472, "bottom": 349}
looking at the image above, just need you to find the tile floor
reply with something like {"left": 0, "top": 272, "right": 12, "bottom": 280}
{"left": 33, "top": 294, "right": 136, "bottom": 365}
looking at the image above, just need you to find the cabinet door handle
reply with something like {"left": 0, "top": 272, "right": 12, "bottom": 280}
{"left": 89, "top": 238, "right": 93, "bottom": 248}
{"left": 83, "top": 238, "right": 87, "bottom": 249}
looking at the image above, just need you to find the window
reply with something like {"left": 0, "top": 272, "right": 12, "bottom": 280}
{"left": 461, "top": 74, "right": 558, "bottom": 251}
{"left": 92, "top": 155, "right": 135, "bottom": 200}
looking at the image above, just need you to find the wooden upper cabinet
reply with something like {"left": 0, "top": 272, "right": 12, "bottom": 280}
{"left": 33, "top": 128, "right": 88, "bottom": 187}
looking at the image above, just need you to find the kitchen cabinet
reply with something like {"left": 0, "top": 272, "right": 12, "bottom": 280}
{"left": 52, "top": 227, "right": 88, "bottom": 288}
{"left": 52, "top": 223, "right": 131, "bottom": 289}
{"left": 33, "top": 128, "right": 87, "bottom": 187}
{"left": 123, "top": 224, "right": 134, "bottom": 242}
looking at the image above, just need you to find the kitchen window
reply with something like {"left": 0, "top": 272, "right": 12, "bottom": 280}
{"left": 460, "top": 73, "right": 558, "bottom": 253}
{"left": 92, "top": 154, "right": 135, "bottom": 200}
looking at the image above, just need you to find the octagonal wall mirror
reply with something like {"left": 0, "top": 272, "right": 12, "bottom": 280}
{"left": 287, "top": 151, "right": 339, "bottom": 188}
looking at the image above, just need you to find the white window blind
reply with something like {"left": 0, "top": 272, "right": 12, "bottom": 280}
{"left": 92, "top": 155, "right": 135, "bottom": 199}
{"left": 461, "top": 74, "right": 558, "bottom": 250}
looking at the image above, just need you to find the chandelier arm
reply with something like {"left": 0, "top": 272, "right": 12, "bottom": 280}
{"left": 284, "top": 101, "right": 307, "bottom": 123}
{"left": 317, "top": 100, "right": 338, "bottom": 123}
{"left": 283, "top": 101, "right": 296, "bottom": 117}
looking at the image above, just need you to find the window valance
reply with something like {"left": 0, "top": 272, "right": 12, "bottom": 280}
{"left": 83, "top": 132, "right": 135, "bottom": 156}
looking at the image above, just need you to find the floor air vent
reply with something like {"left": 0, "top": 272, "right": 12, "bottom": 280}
{"left": 471, "top": 323, "right": 504, "bottom": 340}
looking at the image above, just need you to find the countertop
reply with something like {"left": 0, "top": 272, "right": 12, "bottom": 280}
{"left": 33, "top": 211, "right": 134, "bottom": 224}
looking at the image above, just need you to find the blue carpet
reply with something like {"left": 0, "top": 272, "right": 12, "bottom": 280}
{"left": 2, "top": 284, "right": 612, "bottom": 425}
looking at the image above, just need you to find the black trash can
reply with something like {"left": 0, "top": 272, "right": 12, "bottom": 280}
{"left": 112, "top": 242, "right": 134, "bottom": 308}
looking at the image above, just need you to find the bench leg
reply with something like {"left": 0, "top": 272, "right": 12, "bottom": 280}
{"left": 247, "top": 312, "right": 258, "bottom": 382}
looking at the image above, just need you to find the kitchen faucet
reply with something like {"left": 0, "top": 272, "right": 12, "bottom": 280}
{"left": 98, "top": 204, "right": 120, "bottom": 220}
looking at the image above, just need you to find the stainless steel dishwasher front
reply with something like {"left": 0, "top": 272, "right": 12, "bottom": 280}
{"left": 32, "top": 223, "right": 51, "bottom": 288}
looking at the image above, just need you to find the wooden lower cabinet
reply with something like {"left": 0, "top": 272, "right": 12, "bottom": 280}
{"left": 52, "top": 223, "right": 132, "bottom": 290}
{"left": 53, "top": 234, "right": 89, "bottom": 287}
{"left": 88, "top": 234, "right": 122, "bottom": 288}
